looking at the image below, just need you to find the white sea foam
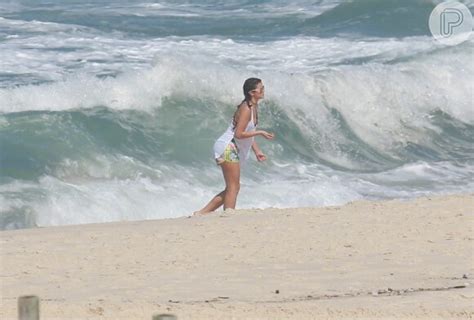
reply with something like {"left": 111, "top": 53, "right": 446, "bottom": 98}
{"left": 1, "top": 156, "right": 472, "bottom": 228}
{"left": 318, "top": 45, "right": 474, "bottom": 154}
{"left": 1, "top": 12, "right": 449, "bottom": 85}
{"left": 1, "top": 40, "right": 472, "bottom": 163}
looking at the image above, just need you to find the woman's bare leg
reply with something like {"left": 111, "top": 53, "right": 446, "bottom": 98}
{"left": 194, "top": 190, "right": 226, "bottom": 215}
{"left": 194, "top": 162, "right": 240, "bottom": 215}
{"left": 221, "top": 161, "right": 240, "bottom": 210}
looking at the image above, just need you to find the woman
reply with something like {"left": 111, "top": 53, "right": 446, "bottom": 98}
{"left": 194, "top": 78, "right": 274, "bottom": 215}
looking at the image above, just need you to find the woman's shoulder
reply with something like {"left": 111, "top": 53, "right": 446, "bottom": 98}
{"left": 237, "top": 101, "right": 252, "bottom": 113}
{"left": 237, "top": 101, "right": 254, "bottom": 116}
{"left": 234, "top": 101, "right": 251, "bottom": 122}
{"left": 237, "top": 100, "right": 252, "bottom": 109}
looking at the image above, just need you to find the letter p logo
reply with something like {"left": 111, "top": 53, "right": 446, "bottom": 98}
{"left": 429, "top": 1, "right": 473, "bottom": 45}
{"left": 440, "top": 8, "right": 464, "bottom": 37}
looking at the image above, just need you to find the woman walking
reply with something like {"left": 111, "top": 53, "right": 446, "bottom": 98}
{"left": 194, "top": 78, "right": 274, "bottom": 215}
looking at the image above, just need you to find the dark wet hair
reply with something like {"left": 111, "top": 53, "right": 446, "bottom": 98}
{"left": 242, "top": 77, "right": 262, "bottom": 106}
{"left": 233, "top": 77, "right": 261, "bottom": 128}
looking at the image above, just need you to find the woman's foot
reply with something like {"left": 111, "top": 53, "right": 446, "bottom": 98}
{"left": 191, "top": 210, "right": 209, "bottom": 217}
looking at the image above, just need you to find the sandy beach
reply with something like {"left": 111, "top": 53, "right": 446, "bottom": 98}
{"left": 1, "top": 193, "right": 473, "bottom": 319}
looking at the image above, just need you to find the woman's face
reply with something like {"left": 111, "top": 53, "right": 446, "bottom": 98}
{"left": 251, "top": 82, "right": 265, "bottom": 100}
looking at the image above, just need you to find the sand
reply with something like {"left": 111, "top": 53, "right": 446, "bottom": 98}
{"left": 1, "top": 193, "right": 473, "bottom": 319}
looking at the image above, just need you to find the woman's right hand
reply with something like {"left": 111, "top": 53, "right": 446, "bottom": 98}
{"left": 259, "top": 130, "right": 275, "bottom": 140}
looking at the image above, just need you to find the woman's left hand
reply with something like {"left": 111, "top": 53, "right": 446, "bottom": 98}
{"left": 256, "top": 153, "right": 267, "bottom": 162}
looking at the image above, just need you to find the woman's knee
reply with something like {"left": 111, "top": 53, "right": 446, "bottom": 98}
{"left": 226, "top": 182, "right": 240, "bottom": 193}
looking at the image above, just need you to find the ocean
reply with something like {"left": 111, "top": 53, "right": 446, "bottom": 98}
{"left": 1, "top": 0, "right": 473, "bottom": 230}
